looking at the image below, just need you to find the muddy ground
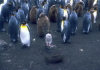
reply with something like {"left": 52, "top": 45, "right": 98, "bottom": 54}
{"left": 0, "top": 12, "right": 100, "bottom": 70}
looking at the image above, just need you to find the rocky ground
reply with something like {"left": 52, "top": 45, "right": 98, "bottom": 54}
{"left": 0, "top": 2, "right": 100, "bottom": 69}
{"left": 0, "top": 13, "right": 100, "bottom": 70}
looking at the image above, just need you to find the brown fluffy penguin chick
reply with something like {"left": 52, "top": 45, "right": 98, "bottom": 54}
{"left": 37, "top": 13, "right": 50, "bottom": 37}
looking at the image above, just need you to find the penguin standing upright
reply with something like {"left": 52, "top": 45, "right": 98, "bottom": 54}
{"left": 8, "top": 14, "right": 19, "bottom": 43}
{"left": 82, "top": 10, "right": 92, "bottom": 34}
{"left": 30, "top": 6, "right": 37, "bottom": 24}
{"left": 61, "top": 17, "right": 71, "bottom": 43}
{"left": 61, "top": 7, "right": 68, "bottom": 32}
{"left": 0, "top": 0, "right": 11, "bottom": 32}
{"left": 69, "top": 10, "right": 78, "bottom": 35}
{"left": 75, "top": 1, "right": 84, "bottom": 17}
{"left": 0, "top": 14, "right": 5, "bottom": 32}
{"left": 16, "top": 7, "right": 25, "bottom": 24}
{"left": 21, "top": 0, "right": 29, "bottom": 21}
{"left": 57, "top": 5, "right": 64, "bottom": 32}
{"left": 37, "top": 13, "right": 50, "bottom": 37}
{"left": 0, "top": 3, "right": 4, "bottom": 32}
{"left": 92, "top": 9, "right": 97, "bottom": 24}
{"left": 20, "top": 21, "right": 30, "bottom": 47}
{"left": 48, "top": 5, "right": 58, "bottom": 23}
{"left": 45, "top": 33, "right": 52, "bottom": 47}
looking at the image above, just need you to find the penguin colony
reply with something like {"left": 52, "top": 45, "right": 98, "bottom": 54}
{"left": 0, "top": 0, "right": 100, "bottom": 48}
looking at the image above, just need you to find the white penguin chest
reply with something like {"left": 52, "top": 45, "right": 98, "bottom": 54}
{"left": 20, "top": 25, "right": 30, "bottom": 45}
{"left": 61, "top": 20, "right": 64, "bottom": 32}
{"left": 93, "top": 11, "right": 97, "bottom": 18}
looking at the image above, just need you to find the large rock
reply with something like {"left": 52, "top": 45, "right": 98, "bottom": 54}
{"left": 44, "top": 46, "right": 64, "bottom": 64}
{"left": 0, "top": 40, "right": 8, "bottom": 51}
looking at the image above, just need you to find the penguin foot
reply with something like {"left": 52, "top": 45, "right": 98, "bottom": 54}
{"left": 71, "top": 32, "right": 76, "bottom": 36}
{"left": 22, "top": 45, "right": 29, "bottom": 49}
{"left": 62, "top": 40, "right": 71, "bottom": 44}
{"left": 66, "top": 41, "right": 71, "bottom": 44}
{"left": 83, "top": 32, "right": 88, "bottom": 34}
{"left": 83, "top": 30, "right": 89, "bottom": 34}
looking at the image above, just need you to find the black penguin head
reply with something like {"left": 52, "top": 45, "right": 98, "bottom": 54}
{"left": 21, "top": 20, "right": 27, "bottom": 25}
{"left": 21, "top": 21, "right": 27, "bottom": 25}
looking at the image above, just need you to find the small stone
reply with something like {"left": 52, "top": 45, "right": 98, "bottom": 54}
{"left": 97, "top": 40, "right": 100, "bottom": 42}
{"left": 5, "top": 59, "right": 11, "bottom": 63}
{"left": 33, "top": 38, "right": 36, "bottom": 42}
{"left": 9, "top": 43, "right": 13, "bottom": 47}
{"left": 80, "top": 49, "right": 83, "bottom": 52}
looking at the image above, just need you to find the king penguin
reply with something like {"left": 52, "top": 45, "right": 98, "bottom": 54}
{"left": 83, "top": 10, "right": 92, "bottom": 34}
{"left": 20, "top": 21, "right": 30, "bottom": 48}
{"left": 8, "top": 13, "right": 19, "bottom": 43}
{"left": 61, "top": 17, "right": 71, "bottom": 43}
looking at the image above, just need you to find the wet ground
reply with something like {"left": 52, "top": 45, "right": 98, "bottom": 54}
{"left": 0, "top": 12, "right": 100, "bottom": 70}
